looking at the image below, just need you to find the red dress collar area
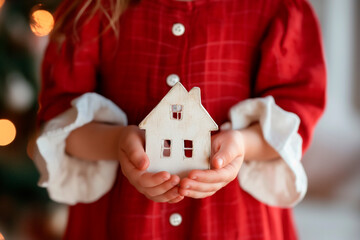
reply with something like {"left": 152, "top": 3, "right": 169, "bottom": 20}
{"left": 141, "top": 0, "right": 209, "bottom": 10}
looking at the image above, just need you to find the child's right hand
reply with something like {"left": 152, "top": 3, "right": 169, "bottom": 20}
{"left": 116, "top": 125, "right": 184, "bottom": 203}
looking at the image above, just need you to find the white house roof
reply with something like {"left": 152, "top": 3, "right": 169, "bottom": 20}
{"left": 139, "top": 82, "right": 218, "bottom": 131}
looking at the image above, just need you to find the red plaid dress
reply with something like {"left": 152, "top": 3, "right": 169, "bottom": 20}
{"left": 38, "top": 0, "right": 326, "bottom": 239}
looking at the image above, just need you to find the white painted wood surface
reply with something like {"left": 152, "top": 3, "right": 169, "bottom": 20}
{"left": 139, "top": 83, "right": 218, "bottom": 178}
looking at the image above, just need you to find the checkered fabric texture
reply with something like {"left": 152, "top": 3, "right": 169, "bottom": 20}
{"left": 38, "top": 0, "right": 326, "bottom": 239}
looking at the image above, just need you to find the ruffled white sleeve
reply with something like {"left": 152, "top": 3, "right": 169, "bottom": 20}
{"left": 35, "top": 93, "right": 127, "bottom": 205}
{"left": 229, "top": 96, "right": 307, "bottom": 207}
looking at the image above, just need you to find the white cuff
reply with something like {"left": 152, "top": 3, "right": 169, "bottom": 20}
{"left": 229, "top": 96, "right": 307, "bottom": 207}
{"left": 35, "top": 93, "right": 127, "bottom": 205}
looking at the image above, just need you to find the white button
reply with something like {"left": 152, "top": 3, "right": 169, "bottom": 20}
{"left": 172, "top": 23, "right": 185, "bottom": 36}
{"left": 169, "top": 213, "right": 182, "bottom": 226}
{"left": 166, "top": 74, "right": 180, "bottom": 87}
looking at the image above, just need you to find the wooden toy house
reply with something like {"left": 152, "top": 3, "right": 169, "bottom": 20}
{"left": 139, "top": 83, "right": 218, "bottom": 178}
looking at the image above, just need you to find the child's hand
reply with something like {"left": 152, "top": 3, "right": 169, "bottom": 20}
{"left": 117, "top": 125, "right": 184, "bottom": 203}
{"left": 179, "top": 130, "right": 244, "bottom": 198}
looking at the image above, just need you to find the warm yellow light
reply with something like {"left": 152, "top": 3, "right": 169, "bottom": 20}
{"left": 0, "top": 119, "right": 16, "bottom": 146}
{"left": 30, "top": 9, "right": 54, "bottom": 37}
{"left": 0, "top": 0, "right": 5, "bottom": 9}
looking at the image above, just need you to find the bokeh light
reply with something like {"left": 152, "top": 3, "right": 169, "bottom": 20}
{"left": 0, "top": 119, "right": 16, "bottom": 146}
{"left": 5, "top": 72, "right": 35, "bottom": 112}
{"left": 0, "top": 0, "right": 5, "bottom": 9}
{"left": 30, "top": 9, "right": 54, "bottom": 37}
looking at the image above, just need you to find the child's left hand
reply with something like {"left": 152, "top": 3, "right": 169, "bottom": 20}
{"left": 179, "top": 130, "right": 244, "bottom": 198}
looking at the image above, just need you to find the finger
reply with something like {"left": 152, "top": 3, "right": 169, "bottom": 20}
{"left": 118, "top": 149, "right": 139, "bottom": 180}
{"left": 187, "top": 168, "right": 229, "bottom": 183}
{"left": 188, "top": 157, "right": 243, "bottom": 183}
{"left": 210, "top": 134, "right": 228, "bottom": 169}
{"left": 180, "top": 189, "right": 217, "bottom": 199}
{"left": 150, "top": 186, "right": 181, "bottom": 203}
{"left": 168, "top": 195, "right": 184, "bottom": 204}
{"left": 179, "top": 178, "right": 223, "bottom": 193}
{"left": 210, "top": 134, "right": 221, "bottom": 160}
{"left": 139, "top": 171, "right": 171, "bottom": 188}
{"left": 128, "top": 150, "right": 149, "bottom": 170}
{"left": 122, "top": 129, "right": 149, "bottom": 170}
{"left": 144, "top": 175, "right": 180, "bottom": 197}
{"left": 211, "top": 140, "right": 243, "bottom": 169}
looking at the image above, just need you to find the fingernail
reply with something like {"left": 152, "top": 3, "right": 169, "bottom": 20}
{"left": 185, "top": 185, "right": 190, "bottom": 189}
{"left": 217, "top": 158, "right": 223, "bottom": 168}
{"left": 172, "top": 181, "right": 178, "bottom": 186}
{"left": 191, "top": 176, "right": 197, "bottom": 180}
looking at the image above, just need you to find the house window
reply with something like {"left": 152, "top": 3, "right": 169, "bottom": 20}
{"left": 184, "top": 140, "right": 193, "bottom": 158}
{"left": 171, "top": 104, "right": 183, "bottom": 120}
{"left": 162, "top": 139, "right": 171, "bottom": 157}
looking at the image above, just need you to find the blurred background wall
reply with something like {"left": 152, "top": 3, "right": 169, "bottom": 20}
{"left": 0, "top": 0, "right": 359, "bottom": 239}
{"left": 294, "top": 0, "right": 360, "bottom": 239}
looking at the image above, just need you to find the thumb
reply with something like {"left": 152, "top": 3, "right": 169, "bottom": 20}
{"left": 122, "top": 131, "right": 149, "bottom": 170}
{"left": 127, "top": 149, "right": 149, "bottom": 170}
{"left": 211, "top": 143, "right": 242, "bottom": 169}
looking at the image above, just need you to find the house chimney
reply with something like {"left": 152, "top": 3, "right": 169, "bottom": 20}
{"left": 189, "top": 87, "right": 201, "bottom": 103}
